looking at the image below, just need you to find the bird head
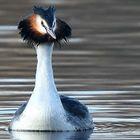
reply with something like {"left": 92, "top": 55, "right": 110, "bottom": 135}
{"left": 18, "top": 6, "right": 71, "bottom": 45}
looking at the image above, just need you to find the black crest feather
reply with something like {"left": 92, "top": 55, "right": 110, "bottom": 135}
{"left": 18, "top": 6, "right": 72, "bottom": 46}
{"left": 18, "top": 18, "right": 55, "bottom": 46}
{"left": 55, "top": 18, "right": 71, "bottom": 41}
{"left": 33, "top": 6, "right": 56, "bottom": 27}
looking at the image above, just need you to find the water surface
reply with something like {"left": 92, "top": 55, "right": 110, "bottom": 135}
{"left": 0, "top": 0, "right": 140, "bottom": 139}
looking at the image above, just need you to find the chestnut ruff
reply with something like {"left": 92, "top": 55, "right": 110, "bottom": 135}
{"left": 18, "top": 7, "right": 71, "bottom": 46}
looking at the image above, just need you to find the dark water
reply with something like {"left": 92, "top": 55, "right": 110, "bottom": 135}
{"left": 0, "top": 0, "right": 140, "bottom": 139}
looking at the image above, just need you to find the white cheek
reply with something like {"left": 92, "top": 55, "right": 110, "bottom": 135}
{"left": 43, "top": 20, "right": 48, "bottom": 28}
{"left": 36, "top": 16, "right": 47, "bottom": 34}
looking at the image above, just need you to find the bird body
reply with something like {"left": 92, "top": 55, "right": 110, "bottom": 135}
{"left": 10, "top": 44, "right": 74, "bottom": 131}
{"left": 9, "top": 6, "right": 94, "bottom": 131}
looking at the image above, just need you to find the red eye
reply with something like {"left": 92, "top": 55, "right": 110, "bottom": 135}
{"left": 41, "top": 21, "right": 44, "bottom": 25}
{"left": 41, "top": 21, "right": 46, "bottom": 29}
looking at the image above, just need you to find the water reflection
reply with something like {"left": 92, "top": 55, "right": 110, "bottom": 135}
{"left": 10, "top": 130, "right": 93, "bottom": 140}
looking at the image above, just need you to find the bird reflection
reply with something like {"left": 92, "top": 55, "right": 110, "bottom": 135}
{"left": 10, "top": 130, "right": 93, "bottom": 140}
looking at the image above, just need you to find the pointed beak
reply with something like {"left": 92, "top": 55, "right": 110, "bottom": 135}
{"left": 47, "top": 28, "right": 56, "bottom": 39}
{"left": 42, "top": 23, "right": 56, "bottom": 39}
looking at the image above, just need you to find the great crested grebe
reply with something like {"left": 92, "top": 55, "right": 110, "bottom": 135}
{"left": 9, "top": 6, "right": 94, "bottom": 131}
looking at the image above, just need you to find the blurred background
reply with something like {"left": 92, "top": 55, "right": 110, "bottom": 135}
{"left": 0, "top": 0, "right": 140, "bottom": 139}
{"left": 0, "top": 0, "right": 140, "bottom": 91}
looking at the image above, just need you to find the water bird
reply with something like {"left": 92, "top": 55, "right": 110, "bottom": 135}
{"left": 9, "top": 6, "right": 94, "bottom": 131}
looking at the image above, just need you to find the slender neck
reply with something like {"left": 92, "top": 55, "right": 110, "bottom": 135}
{"left": 23, "top": 43, "right": 65, "bottom": 115}
{"left": 33, "top": 43, "right": 57, "bottom": 94}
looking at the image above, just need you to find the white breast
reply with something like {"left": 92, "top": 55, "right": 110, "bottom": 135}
{"left": 10, "top": 44, "right": 75, "bottom": 131}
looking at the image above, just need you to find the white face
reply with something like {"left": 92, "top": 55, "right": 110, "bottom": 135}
{"left": 35, "top": 15, "right": 47, "bottom": 34}
{"left": 35, "top": 15, "right": 56, "bottom": 39}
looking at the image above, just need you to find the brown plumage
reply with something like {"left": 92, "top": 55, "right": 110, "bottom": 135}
{"left": 18, "top": 6, "right": 72, "bottom": 46}
{"left": 29, "top": 14, "right": 44, "bottom": 36}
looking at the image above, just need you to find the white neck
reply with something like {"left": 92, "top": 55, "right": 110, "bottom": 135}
{"left": 34, "top": 43, "right": 57, "bottom": 94}
{"left": 11, "top": 43, "right": 75, "bottom": 131}
{"left": 23, "top": 43, "right": 65, "bottom": 119}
